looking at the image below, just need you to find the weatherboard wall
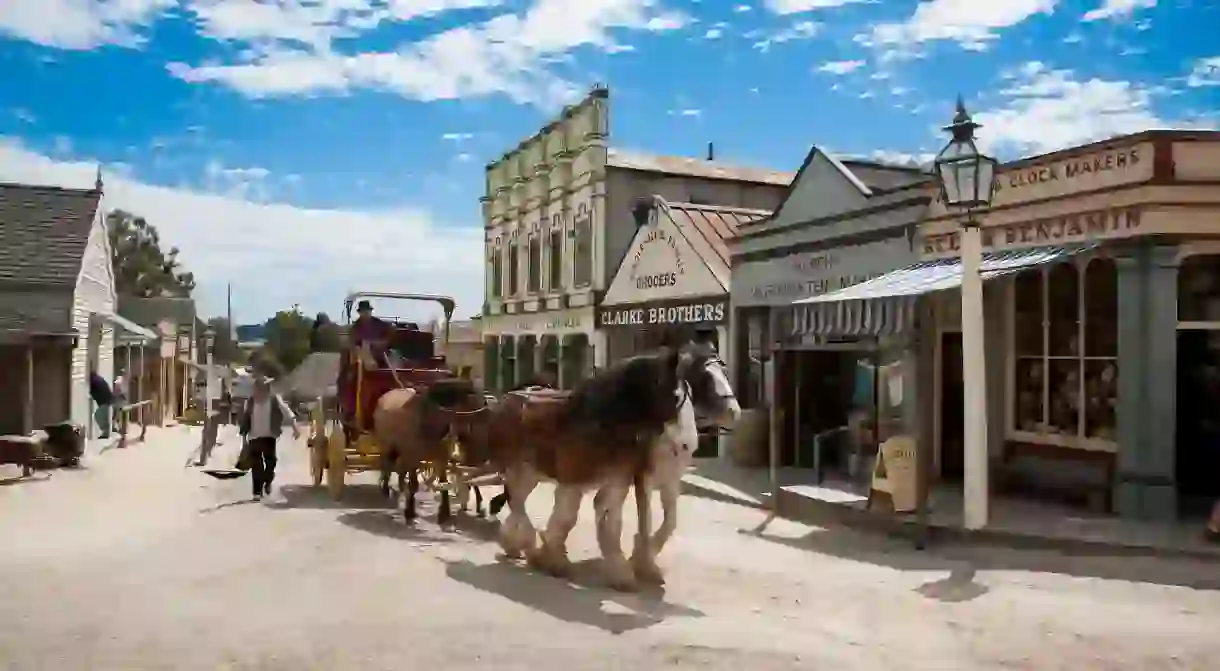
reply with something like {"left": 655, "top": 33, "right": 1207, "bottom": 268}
{"left": 71, "top": 202, "right": 117, "bottom": 435}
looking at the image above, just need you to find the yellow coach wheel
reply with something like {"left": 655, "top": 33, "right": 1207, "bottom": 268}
{"left": 327, "top": 427, "right": 347, "bottom": 499}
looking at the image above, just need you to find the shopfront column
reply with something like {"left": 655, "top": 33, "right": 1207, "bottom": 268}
{"left": 556, "top": 337, "right": 566, "bottom": 388}
{"left": 592, "top": 330, "right": 608, "bottom": 371}
{"left": 1115, "top": 245, "right": 1179, "bottom": 520}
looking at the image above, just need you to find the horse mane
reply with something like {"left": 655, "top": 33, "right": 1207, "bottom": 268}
{"left": 561, "top": 348, "right": 681, "bottom": 435}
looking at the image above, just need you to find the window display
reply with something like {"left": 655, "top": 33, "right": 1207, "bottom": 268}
{"left": 1011, "top": 257, "right": 1118, "bottom": 448}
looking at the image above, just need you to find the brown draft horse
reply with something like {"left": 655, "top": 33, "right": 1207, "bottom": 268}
{"left": 472, "top": 345, "right": 723, "bottom": 591}
{"left": 373, "top": 378, "right": 489, "bottom": 523}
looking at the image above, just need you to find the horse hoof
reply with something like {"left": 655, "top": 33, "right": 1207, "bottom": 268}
{"left": 476, "top": 508, "right": 487, "bottom": 519}
{"left": 527, "top": 548, "right": 571, "bottom": 578}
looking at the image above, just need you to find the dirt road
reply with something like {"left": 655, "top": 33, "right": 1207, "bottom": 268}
{"left": 1, "top": 425, "right": 1217, "bottom": 670}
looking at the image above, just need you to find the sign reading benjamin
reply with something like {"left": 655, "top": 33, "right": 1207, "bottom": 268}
{"left": 732, "top": 235, "right": 914, "bottom": 307}
{"left": 927, "top": 143, "right": 1153, "bottom": 216}
{"left": 922, "top": 207, "right": 1141, "bottom": 257}
{"left": 598, "top": 298, "right": 727, "bottom": 327}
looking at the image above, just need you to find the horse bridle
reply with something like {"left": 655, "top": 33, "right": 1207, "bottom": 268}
{"left": 686, "top": 355, "right": 736, "bottom": 436}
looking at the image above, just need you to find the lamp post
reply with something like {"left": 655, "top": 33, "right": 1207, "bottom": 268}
{"left": 933, "top": 98, "right": 998, "bottom": 531}
{"left": 203, "top": 326, "right": 216, "bottom": 421}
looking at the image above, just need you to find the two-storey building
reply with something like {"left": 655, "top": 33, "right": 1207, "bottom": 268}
{"left": 480, "top": 85, "right": 793, "bottom": 391}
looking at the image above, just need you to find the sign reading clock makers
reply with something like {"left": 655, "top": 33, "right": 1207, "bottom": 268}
{"left": 598, "top": 298, "right": 727, "bottom": 327}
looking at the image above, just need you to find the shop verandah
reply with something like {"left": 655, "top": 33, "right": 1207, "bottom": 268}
{"left": 738, "top": 242, "right": 1220, "bottom": 558}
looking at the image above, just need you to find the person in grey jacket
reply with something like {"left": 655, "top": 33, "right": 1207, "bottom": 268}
{"left": 238, "top": 378, "right": 300, "bottom": 499}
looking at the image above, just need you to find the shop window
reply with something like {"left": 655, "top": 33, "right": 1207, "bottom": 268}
{"left": 1179, "top": 254, "right": 1220, "bottom": 323}
{"left": 573, "top": 205, "right": 592, "bottom": 287}
{"left": 549, "top": 229, "right": 563, "bottom": 291}
{"left": 527, "top": 235, "right": 542, "bottom": 294}
{"left": 1011, "top": 258, "right": 1118, "bottom": 446}
{"left": 508, "top": 241, "right": 519, "bottom": 297}
{"left": 489, "top": 248, "right": 502, "bottom": 298}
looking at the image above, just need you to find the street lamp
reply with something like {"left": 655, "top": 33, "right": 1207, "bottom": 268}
{"left": 203, "top": 326, "right": 216, "bottom": 421}
{"left": 933, "top": 98, "right": 998, "bottom": 531}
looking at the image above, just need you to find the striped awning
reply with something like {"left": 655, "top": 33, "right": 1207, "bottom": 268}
{"left": 792, "top": 296, "right": 917, "bottom": 338}
{"left": 790, "top": 244, "right": 1095, "bottom": 337}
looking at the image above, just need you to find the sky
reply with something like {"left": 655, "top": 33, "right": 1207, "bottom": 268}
{"left": 0, "top": 0, "right": 1217, "bottom": 324}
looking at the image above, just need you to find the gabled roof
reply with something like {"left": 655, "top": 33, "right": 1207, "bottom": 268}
{"left": 0, "top": 183, "right": 102, "bottom": 287}
{"left": 660, "top": 200, "right": 768, "bottom": 286}
{"left": 608, "top": 149, "right": 795, "bottom": 186}
{"left": 117, "top": 296, "right": 198, "bottom": 328}
{"left": 759, "top": 145, "right": 931, "bottom": 231}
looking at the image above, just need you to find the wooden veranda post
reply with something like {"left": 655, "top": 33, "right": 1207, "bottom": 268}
{"left": 24, "top": 346, "right": 34, "bottom": 436}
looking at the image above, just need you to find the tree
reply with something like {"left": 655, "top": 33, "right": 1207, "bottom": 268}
{"left": 205, "top": 317, "right": 242, "bottom": 363}
{"left": 248, "top": 348, "right": 285, "bottom": 379}
{"left": 262, "top": 307, "right": 314, "bottom": 374}
{"left": 309, "top": 312, "right": 344, "bottom": 353}
{"left": 108, "top": 209, "right": 196, "bottom": 298}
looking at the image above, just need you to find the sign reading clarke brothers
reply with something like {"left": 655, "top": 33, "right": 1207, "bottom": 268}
{"left": 599, "top": 299, "right": 727, "bottom": 327}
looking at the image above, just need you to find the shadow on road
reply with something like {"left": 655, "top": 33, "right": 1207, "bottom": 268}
{"left": 198, "top": 498, "right": 261, "bottom": 514}
{"left": 0, "top": 473, "right": 53, "bottom": 488}
{"left": 336, "top": 509, "right": 461, "bottom": 545}
{"left": 336, "top": 507, "right": 503, "bottom": 544}
{"left": 268, "top": 484, "right": 392, "bottom": 511}
{"left": 742, "top": 516, "right": 1220, "bottom": 592}
{"left": 443, "top": 557, "right": 703, "bottom": 635}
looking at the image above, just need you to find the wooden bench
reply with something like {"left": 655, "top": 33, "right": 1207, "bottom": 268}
{"left": 996, "top": 441, "right": 1117, "bottom": 513}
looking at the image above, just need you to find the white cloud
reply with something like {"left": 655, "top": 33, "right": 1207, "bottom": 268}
{"left": 0, "top": 137, "right": 484, "bottom": 323}
{"left": 753, "top": 19, "right": 820, "bottom": 51}
{"left": 0, "top": 0, "right": 174, "bottom": 50}
{"left": 859, "top": 0, "right": 1058, "bottom": 56}
{"left": 816, "top": 59, "right": 865, "bottom": 75}
{"left": 167, "top": 0, "right": 687, "bottom": 107}
{"left": 1082, "top": 0, "right": 1155, "bottom": 22}
{"left": 703, "top": 27, "right": 722, "bottom": 39}
{"left": 1187, "top": 56, "right": 1220, "bottom": 88}
{"left": 972, "top": 62, "right": 1187, "bottom": 155}
{"left": 864, "top": 149, "right": 935, "bottom": 167}
{"left": 442, "top": 132, "right": 475, "bottom": 141}
{"left": 733, "top": 4, "right": 753, "bottom": 12}
{"left": 764, "top": 0, "right": 871, "bottom": 14}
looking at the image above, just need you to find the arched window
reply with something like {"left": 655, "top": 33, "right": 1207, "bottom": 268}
{"left": 1010, "top": 256, "right": 1117, "bottom": 446}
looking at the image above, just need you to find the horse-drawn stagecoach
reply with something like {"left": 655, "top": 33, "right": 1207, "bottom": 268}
{"left": 310, "top": 291, "right": 460, "bottom": 498}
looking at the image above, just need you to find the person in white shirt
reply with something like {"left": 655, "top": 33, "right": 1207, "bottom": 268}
{"left": 238, "top": 377, "right": 300, "bottom": 499}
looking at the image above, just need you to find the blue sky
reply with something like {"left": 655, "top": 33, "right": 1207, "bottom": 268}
{"left": 0, "top": 0, "right": 1217, "bottom": 323}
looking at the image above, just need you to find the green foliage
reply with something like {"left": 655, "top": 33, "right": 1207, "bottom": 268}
{"left": 309, "top": 312, "right": 345, "bottom": 353}
{"left": 262, "top": 306, "right": 313, "bottom": 374}
{"left": 107, "top": 209, "right": 195, "bottom": 298}
{"left": 248, "top": 348, "right": 284, "bottom": 379}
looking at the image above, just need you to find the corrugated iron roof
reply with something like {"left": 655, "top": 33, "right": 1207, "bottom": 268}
{"left": 0, "top": 291, "right": 74, "bottom": 334}
{"left": 608, "top": 149, "right": 794, "bottom": 186}
{"left": 0, "top": 183, "right": 101, "bottom": 287}
{"left": 659, "top": 200, "right": 771, "bottom": 284}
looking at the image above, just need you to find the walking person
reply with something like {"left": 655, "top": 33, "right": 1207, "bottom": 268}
{"left": 237, "top": 377, "right": 300, "bottom": 500}
{"left": 89, "top": 370, "right": 114, "bottom": 439}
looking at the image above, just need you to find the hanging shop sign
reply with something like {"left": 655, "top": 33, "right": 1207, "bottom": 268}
{"left": 732, "top": 235, "right": 914, "bottom": 307}
{"left": 481, "top": 308, "right": 592, "bottom": 336}
{"left": 922, "top": 206, "right": 1142, "bottom": 257}
{"left": 928, "top": 143, "right": 1153, "bottom": 215}
{"left": 597, "top": 297, "right": 727, "bottom": 327}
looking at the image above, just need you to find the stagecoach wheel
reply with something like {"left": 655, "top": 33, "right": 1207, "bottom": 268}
{"left": 326, "top": 427, "right": 347, "bottom": 499}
